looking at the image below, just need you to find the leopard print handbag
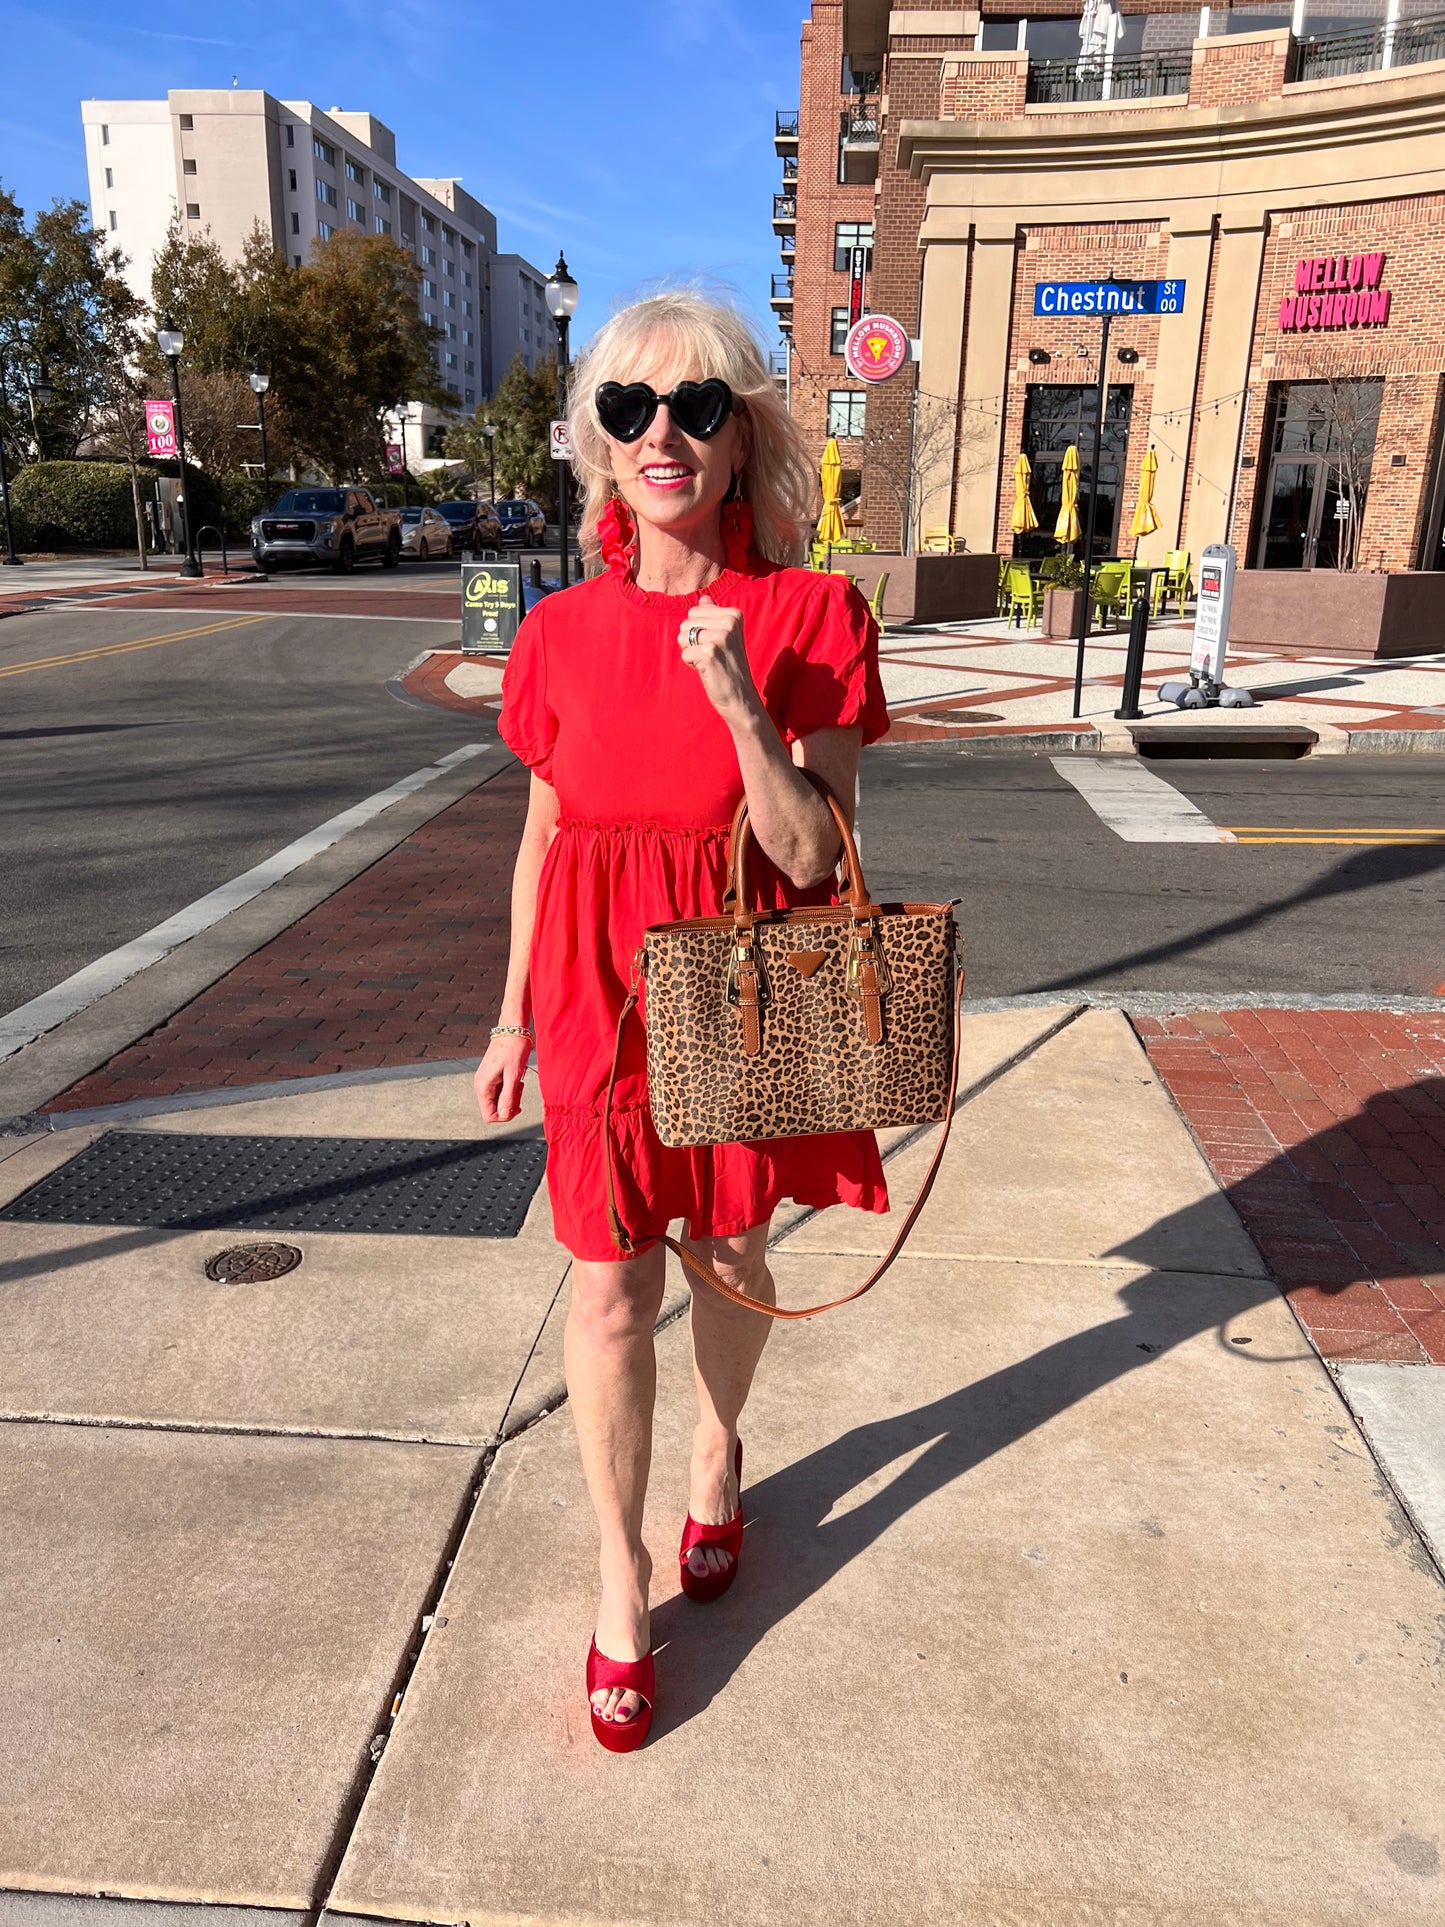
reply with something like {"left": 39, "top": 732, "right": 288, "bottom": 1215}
{"left": 603, "top": 785, "right": 964, "bottom": 1320}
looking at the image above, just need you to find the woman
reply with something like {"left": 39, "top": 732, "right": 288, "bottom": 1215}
{"left": 475, "top": 290, "right": 889, "bottom": 1751}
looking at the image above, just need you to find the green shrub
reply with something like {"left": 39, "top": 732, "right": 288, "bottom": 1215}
{"left": 218, "top": 473, "right": 267, "bottom": 536}
{"left": 9, "top": 460, "right": 222, "bottom": 550}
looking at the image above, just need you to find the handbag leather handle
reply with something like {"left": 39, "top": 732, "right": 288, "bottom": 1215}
{"left": 725, "top": 781, "right": 873, "bottom": 919}
{"left": 602, "top": 965, "right": 964, "bottom": 1321}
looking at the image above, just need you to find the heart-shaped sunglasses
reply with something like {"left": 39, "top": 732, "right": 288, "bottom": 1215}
{"left": 595, "top": 378, "right": 737, "bottom": 444}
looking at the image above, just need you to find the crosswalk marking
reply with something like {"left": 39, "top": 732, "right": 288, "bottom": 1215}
{"left": 1050, "top": 758, "right": 1235, "bottom": 843}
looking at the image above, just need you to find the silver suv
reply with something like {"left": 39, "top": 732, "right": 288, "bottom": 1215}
{"left": 251, "top": 487, "right": 402, "bottom": 573}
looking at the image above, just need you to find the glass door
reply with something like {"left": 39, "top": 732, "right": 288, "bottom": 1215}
{"left": 1258, "top": 457, "right": 1320, "bottom": 569}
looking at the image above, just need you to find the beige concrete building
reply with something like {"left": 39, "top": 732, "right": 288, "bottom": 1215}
{"left": 80, "top": 91, "right": 557, "bottom": 449}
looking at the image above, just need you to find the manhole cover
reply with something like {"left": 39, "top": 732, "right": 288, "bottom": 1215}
{"left": 205, "top": 1242, "right": 303, "bottom": 1284}
{"left": 909, "top": 709, "right": 1004, "bottom": 725}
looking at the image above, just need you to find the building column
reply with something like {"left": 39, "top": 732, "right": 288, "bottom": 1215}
{"left": 915, "top": 240, "right": 971, "bottom": 542}
{"left": 953, "top": 225, "right": 1018, "bottom": 558}
{"left": 1136, "top": 222, "right": 1214, "bottom": 565}
{"left": 1181, "top": 219, "right": 1267, "bottom": 562}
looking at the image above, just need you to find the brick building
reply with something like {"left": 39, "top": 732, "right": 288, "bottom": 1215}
{"left": 777, "top": 2, "right": 1445, "bottom": 576}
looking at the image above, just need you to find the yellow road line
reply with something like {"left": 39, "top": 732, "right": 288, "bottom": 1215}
{"left": 0, "top": 613, "right": 265, "bottom": 679}
{"left": 1224, "top": 826, "right": 1445, "bottom": 835}
{"left": 1232, "top": 835, "right": 1445, "bottom": 845}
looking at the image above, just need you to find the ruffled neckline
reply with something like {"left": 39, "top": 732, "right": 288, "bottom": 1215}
{"left": 609, "top": 562, "right": 752, "bottom": 613}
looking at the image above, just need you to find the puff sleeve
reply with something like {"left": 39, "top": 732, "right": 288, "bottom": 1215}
{"left": 498, "top": 599, "right": 558, "bottom": 784}
{"left": 774, "top": 573, "right": 890, "bottom": 748}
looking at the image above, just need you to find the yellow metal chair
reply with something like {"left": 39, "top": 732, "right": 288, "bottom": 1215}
{"left": 868, "top": 571, "right": 890, "bottom": 624}
{"left": 1150, "top": 549, "right": 1192, "bottom": 618}
{"left": 921, "top": 526, "right": 957, "bottom": 554}
{"left": 1091, "top": 561, "right": 1132, "bottom": 629}
{"left": 1003, "top": 561, "right": 1042, "bottom": 628}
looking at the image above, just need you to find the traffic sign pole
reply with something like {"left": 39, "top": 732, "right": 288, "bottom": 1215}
{"left": 1073, "top": 308, "right": 1112, "bottom": 720}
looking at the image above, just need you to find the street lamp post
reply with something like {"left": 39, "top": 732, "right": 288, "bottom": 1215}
{"left": 249, "top": 366, "right": 272, "bottom": 508}
{"left": 397, "top": 409, "right": 411, "bottom": 507}
{"left": 482, "top": 419, "right": 497, "bottom": 503}
{"left": 156, "top": 317, "right": 202, "bottom": 578}
{"left": 0, "top": 360, "right": 21, "bottom": 567}
{"left": 545, "top": 252, "right": 579, "bottom": 589}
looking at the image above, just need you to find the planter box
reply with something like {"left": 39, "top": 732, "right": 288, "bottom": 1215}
{"left": 1227, "top": 570, "right": 1445, "bottom": 660}
{"left": 835, "top": 551, "right": 1000, "bottom": 624}
{"left": 1042, "top": 586, "right": 1086, "bottom": 638}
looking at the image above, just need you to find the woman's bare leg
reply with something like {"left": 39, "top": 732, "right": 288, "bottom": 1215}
{"left": 566, "top": 1245, "right": 667, "bottom": 1725}
{"left": 685, "top": 1221, "right": 776, "bottom": 1580}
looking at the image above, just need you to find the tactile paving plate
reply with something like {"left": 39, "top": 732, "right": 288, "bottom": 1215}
{"left": 0, "top": 1132, "right": 547, "bottom": 1238}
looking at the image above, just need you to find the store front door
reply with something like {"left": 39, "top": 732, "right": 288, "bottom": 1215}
{"left": 1254, "top": 379, "right": 1382, "bottom": 570}
{"left": 1258, "top": 453, "right": 1348, "bottom": 569}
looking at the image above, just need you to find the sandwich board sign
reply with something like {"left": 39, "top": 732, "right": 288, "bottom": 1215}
{"left": 1190, "top": 543, "right": 1236, "bottom": 683}
{"left": 461, "top": 561, "right": 522, "bottom": 653}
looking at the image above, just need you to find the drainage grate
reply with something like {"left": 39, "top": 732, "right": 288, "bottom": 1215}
{"left": 0, "top": 1133, "right": 547, "bottom": 1238}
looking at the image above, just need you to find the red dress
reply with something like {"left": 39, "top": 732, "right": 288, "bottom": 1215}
{"left": 499, "top": 556, "right": 892, "bottom": 1261}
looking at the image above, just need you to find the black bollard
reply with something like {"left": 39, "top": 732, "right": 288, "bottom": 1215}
{"left": 1114, "top": 574, "right": 1153, "bottom": 722}
{"left": 529, "top": 558, "right": 542, "bottom": 590}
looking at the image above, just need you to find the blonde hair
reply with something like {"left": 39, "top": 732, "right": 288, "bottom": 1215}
{"left": 568, "top": 290, "right": 814, "bottom": 567}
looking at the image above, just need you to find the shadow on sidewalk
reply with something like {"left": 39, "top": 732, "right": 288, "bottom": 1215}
{"left": 650, "top": 1077, "right": 1444, "bottom": 1738}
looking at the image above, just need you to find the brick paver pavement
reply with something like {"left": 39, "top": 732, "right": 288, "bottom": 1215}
{"left": 1137, "top": 1008, "right": 1445, "bottom": 1364}
{"left": 47, "top": 765, "right": 529, "bottom": 1112}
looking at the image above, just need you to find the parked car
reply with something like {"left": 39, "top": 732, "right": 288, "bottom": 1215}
{"left": 495, "top": 498, "right": 548, "bottom": 548}
{"left": 434, "top": 498, "right": 503, "bottom": 554}
{"left": 251, "top": 487, "right": 401, "bottom": 573}
{"left": 398, "top": 505, "right": 454, "bottom": 560}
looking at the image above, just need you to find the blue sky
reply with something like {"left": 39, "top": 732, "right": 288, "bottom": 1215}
{"left": 1, "top": 0, "right": 799, "bottom": 348}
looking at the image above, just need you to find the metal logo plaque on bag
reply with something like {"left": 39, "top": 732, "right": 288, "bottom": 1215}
{"left": 461, "top": 561, "right": 522, "bottom": 654}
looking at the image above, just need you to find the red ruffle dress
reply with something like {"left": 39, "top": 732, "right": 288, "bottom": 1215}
{"left": 499, "top": 556, "right": 892, "bottom": 1261}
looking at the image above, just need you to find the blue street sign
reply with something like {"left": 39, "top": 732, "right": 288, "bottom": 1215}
{"left": 1033, "top": 279, "right": 1186, "bottom": 317}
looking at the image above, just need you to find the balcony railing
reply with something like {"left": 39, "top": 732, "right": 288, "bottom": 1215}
{"left": 772, "top": 193, "right": 797, "bottom": 228}
{"left": 840, "top": 99, "right": 880, "bottom": 143}
{"left": 1026, "top": 50, "right": 1192, "bottom": 104}
{"left": 1296, "top": 10, "right": 1445, "bottom": 81}
{"left": 770, "top": 274, "right": 794, "bottom": 308}
{"left": 775, "top": 109, "right": 799, "bottom": 151}
{"left": 781, "top": 155, "right": 799, "bottom": 183}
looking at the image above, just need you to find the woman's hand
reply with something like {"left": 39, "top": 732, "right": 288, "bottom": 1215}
{"left": 677, "top": 595, "right": 763, "bottom": 730}
{"left": 474, "top": 1032, "right": 532, "bottom": 1123}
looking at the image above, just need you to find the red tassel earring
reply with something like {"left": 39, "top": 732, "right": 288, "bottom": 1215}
{"left": 721, "top": 492, "right": 753, "bottom": 573}
{"left": 597, "top": 491, "right": 636, "bottom": 572}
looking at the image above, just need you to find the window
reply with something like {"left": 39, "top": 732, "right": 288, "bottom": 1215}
{"left": 183, "top": 158, "right": 197, "bottom": 175}
{"left": 318, "top": 219, "right": 334, "bottom": 240}
{"left": 313, "top": 136, "right": 335, "bottom": 165}
{"left": 104, "top": 166, "right": 113, "bottom": 188}
{"left": 286, "top": 124, "right": 295, "bottom": 147}
{"left": 345, "top": 157, "right": 364, "bottom": 182}
{"left": 347, "top": 198, "right": 365, "bottom": 223}
{"left": 179, "top": 113, "right": 193, "bottom": 130}
{"left": 375, "top": 216, "right": 391, "bottom": 235}
{"left": 423, "top": 278, "right": 437, "bottom": 298}
{"left": 447, "top": 321, "right": 458, "bottom": 339}
{"left": 100, "top": 123, "right": 110, "bottom": 145}
{"left": 978, "top": 18, "right": 1026, "bottom": 50}
{"left": 827, "top": 389, "right": 866, "bottom": 438}
{"left": 442, "top": 223, "right": 455, "bottom": 245}
{"left": 290, "top": 211, "right": 300, "bottom": 234}
{"left": 841, "top": 55, "right": 881, "bottom": 92}
{"left": 186, "top": 203, "right": 201, "bottom": 220}
{"left": 462, "top": 329, "right": 473, "bottom": 346}
{"left": 443, "top": 257, "right": 455, "bottom": 277}
{"left": 461, "top": 238, "right": 473, "bottom": 257}
{"left": 373, "top": 179, "right": 391, "bottom": 203}
{"left": 463, "top": 299, "right": 473, "bottom": 318}
{"left": 833, "top": 221, "right": 874, "bottom": 272}
{"left": 108, "top": 210, "right": 118, "bottom": 231}
{"left": 465, "top": 388, "right": 475, "bottom": 404}
{"left": 1017, "top": 382, "right": 1134, "bottom": 557}
{"left": 317, "top": 179, "right": 338, "bottom": 206}
{"left": 830, "top": 307, "right": 851, "bottom": 355}
{"left": 443, "top": 288, "right": 454, "bottom": 307}
{"left": 445, "top": 351, "right": 458, "bottom": 367}
{"left": 293, "top": 253, "right": 302, "bottom": 267}
{"left": 422, "top": 245, "right": 435, "bottom": 265}
{"left": 421, "top": 212, "right": 435, "bottom": 233}
{"left": 463, "top": 269, "right": 472, "bottom": 289}
{"left": 424, "top": 310, "right": 436, "bottom": 328}
{"left": 465, "top": 360, "right": 474, "bottom": 376}
{"left": 288, "top": 168, "right": 297, "bottom": 191}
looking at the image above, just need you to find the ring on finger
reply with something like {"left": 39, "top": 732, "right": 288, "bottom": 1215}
{"left": 686, "top": 624, "right": 702, "bottom": 646}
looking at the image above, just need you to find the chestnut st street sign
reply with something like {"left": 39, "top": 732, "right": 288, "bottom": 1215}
{"left": 1033, "top": 279, "right": 1187, "bottom": 316}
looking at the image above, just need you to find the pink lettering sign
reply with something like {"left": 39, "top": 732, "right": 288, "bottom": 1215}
{"left": 1280, "top": 254, "right": 1391, "bottom": 333}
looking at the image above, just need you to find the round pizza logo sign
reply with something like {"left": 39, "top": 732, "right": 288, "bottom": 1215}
{"left": 844, "top": 314, "right": 910, "bottom": 384}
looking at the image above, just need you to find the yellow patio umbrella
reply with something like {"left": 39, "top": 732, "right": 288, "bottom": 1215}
{"left": 1130, "top": 445, "right": 1161, "bottom": 537}
{"left": 1054, "top": 443, "right": 1081, "bottom": 544}
{"left": 1010, "top": 453, "right": 1039, "bottom": 536}
{"left": 817, "top": 436, "right": 847, "bottom": 547}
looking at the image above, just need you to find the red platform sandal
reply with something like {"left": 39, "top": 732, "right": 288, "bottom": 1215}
{"left": 587, "top": 1639, "right": 654, "bottom": 1753}
{"left": 679, "top": 1438, "right": 743, "bottom": 1604}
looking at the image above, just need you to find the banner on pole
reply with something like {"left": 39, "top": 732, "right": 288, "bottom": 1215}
{"left": 145, "top": 399, "right": 177, "bottom": 458}
{"left": 385, "top": 442, "right": 405, "bottom": 476}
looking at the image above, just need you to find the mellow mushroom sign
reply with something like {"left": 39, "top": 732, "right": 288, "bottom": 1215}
{"left": 1278, "top": 252, "right": 1392, "bottom": 332}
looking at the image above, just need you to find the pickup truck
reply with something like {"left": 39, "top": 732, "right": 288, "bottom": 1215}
{"left": 251, "top": 487, "right": 402, "bottom": 573}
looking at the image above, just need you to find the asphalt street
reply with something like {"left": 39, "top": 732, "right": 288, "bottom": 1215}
{"left": 862, "top": 748, "right": 1445, "bottom": 1000}
{"left": 2, "top": 563, "right": 1443, "bottom": 1021}
{"left": 0, "top": 565, "right": 476, "bottom": 1011}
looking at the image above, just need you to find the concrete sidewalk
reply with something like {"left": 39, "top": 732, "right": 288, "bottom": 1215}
{"left": 2, "top": 1005, "right": 1441, "bottom": 1923}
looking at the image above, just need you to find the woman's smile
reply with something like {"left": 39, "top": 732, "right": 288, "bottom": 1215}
{"left": 639, "top": 461, "right": 695, "bottom": 490}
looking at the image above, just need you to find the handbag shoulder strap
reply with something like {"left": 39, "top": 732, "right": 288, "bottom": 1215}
{"left": 602, "top": 965, "right": 964, "bottom": 1322}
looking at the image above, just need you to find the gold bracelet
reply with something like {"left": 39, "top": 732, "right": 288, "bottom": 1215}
{"left": 490, "top": 1024, "right": 533, "bottom": 1041}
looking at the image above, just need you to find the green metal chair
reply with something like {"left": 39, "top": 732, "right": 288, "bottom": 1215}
{"left": 1091, "top": 561, "right": 1132, "bottom": 629}
{"left": 1150, "top": 549, "right": 1192, "bottom": 618}
{"left": 1003, "top": 561, "right": 1042, "bottom": 628}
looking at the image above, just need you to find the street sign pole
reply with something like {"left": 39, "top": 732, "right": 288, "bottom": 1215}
{"left": 1072, "top": 308, "right": 1112, "bottom": 720}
